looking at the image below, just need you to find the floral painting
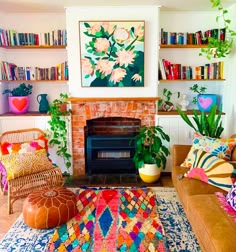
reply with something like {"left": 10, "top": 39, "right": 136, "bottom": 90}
{"left": 79, "top": 21, "right": 145, "bottom": 87}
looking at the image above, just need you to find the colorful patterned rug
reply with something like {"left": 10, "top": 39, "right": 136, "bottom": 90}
{"left": 0, "top": 187, "right": 201, "bottom": 252}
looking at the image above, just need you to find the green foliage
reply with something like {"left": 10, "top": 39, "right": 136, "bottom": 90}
{"left": 2, "top": 83, "right": 33, "bottom": 96}
{"left": 189, "top": 84, "right": 207, "bottom": 104}
{"left": 176, "top": 105, "right": 224, "bottom": 138}
{"left": 199, "top": 0, "right": 236, "bottom": 60}
{"left": 132, "top": 125, "right": 170, "bottom": 169}
{"left": 158, "top": 88, "right": 180, "bottom": 107}
{"left": 46, "top": 93, "right": 72, "bottom": 170}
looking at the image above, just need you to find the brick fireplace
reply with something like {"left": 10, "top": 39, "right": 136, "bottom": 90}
{"left": 68, "top": 97, "right": 159, "bottom": 176}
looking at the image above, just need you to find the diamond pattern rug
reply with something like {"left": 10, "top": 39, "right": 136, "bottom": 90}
{"left": 48, "top": 188, "right": 168, "bottom": 251}
{"left": 0, "top": 187, "right": 201, "bottom": 252}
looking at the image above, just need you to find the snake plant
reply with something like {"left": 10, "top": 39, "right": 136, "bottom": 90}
{"left": 176, "top": 105, "right": 224, "bottom": 138}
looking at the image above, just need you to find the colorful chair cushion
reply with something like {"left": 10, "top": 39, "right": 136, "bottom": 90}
{"left": 184, "top": 149, "right": 236, "bottom": 192}
{"left": 181, "top": 132, "right": 236, "bottom": 168}
{"left": 23, "top": 187, "right": 78, "bottom": 229}
{"left": 0, "top": 135, "right": 48, "bottom": 156}
{"left": 1, "top": 149, "right": 55, "bottom": 180}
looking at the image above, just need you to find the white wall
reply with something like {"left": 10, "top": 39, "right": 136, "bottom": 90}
{"left": 66, "top": 6, "right": 160, "bottom": 98}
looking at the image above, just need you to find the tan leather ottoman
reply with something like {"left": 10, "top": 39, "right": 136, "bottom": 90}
{"left": 23, "top": 186, "right": 77, "bottom": 229}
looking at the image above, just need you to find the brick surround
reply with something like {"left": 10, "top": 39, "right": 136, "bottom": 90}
{"left": 68, "top": 97, "right": 158, "bottom": 176}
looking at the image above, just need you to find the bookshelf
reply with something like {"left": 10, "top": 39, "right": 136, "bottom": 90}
{"left": 0, "top": 25, "right": 69, "bottom": 114}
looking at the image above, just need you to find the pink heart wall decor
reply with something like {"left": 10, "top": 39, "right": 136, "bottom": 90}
{"left": 198, "top": 97, "right": 213, "bottom": 109}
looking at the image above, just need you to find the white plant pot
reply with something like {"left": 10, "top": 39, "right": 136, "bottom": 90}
{"left": 139, "top": 163, "right": 162, "bottom": 183}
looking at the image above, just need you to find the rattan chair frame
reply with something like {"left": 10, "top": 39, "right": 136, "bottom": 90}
{"left": 0, "top": 128, "right": 63, "bottom": 214}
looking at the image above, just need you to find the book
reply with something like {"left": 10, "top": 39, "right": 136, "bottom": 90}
{"left": 158, "top": 59, "right": 167, "bottom": 80}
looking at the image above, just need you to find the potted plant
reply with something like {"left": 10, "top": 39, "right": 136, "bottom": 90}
{"left": 176, "top": 105, "right": 224, "bottom": 138}
{"left": 2, "top": 83, "right": 33, "bottom": 114}
{"left": 132, "top": 125, "right": 170, "bottom": 183}
{"left": 190, "top": 84, "right": 217, "bottom": 112}
{"left": 46, "top": 93, "right": 72, "bottom": 171}
{"left": 158, "top": 88, "right": 180, "bottom": 111}
{"left": 199, "top": 0, "right": 236, "bottom": 60}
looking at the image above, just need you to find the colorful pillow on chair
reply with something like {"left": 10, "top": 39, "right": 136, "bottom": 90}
{"left": 184, "top": 149, "right": 236, "bottom": 192}
{"left": 0, "top": 135, "right": 48, "bottom": 155}
{"left": 181, "top": 132, "right": 236, "bottom": 168}
{"left": 1, "top": 149, "right": 55, "bottom": 180}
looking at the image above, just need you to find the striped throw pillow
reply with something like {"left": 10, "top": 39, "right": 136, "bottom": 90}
{"left": 184, "top": 149, "right": 236, "bottom": 192}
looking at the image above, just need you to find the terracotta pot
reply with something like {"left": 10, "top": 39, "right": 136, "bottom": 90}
{"left": 8, "top": 96, "right": 29, "bottom": 114}
{"left": 162, "top": 101, "right": 174, "bottom": 112}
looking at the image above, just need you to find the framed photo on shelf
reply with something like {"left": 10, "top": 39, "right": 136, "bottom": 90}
{"left": 79, "top": 20, "right": 145, "bottom": 87}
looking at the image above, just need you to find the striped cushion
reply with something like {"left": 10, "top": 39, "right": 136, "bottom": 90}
{"left": 184, "top": 149, "right": 236, "bottom": 192}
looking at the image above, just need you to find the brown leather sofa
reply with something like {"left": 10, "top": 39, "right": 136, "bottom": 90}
{"left": 172, "top": 144, "right": 236, "bottom": 252}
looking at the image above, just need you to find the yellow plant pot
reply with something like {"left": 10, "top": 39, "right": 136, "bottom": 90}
{"left": 139, "top": 164, "right": 162, "bottom": 183}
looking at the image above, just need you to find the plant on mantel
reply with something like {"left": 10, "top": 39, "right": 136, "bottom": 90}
{"left": 199, "top": 0, "right": 236, "bottom": 60}
{"left": 46, "top": 93, "right": 72, "bottom": 173}
{"left": 189, "top": 84, "right": 207, "bottom": 105}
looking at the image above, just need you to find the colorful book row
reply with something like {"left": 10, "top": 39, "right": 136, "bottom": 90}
{"left": 0, "top": 61, "right": 69, "bottom": 81}
{"left": 160, "top": 28, "right": 226, "bottom": 45}
{"left": 0, "top": 29, "right": 67, "bottom": 47}
{"left": 159, "top": 59, "right": 224, "bottom": 80}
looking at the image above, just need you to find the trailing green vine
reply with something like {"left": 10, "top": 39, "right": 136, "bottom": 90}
{"left": 199, "top": 0, "right": 236, "bottom": 60}
{"left": 46, "top": 93, "right": 72, "bottom": 170}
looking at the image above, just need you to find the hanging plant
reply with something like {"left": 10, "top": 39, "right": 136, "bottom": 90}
{"left": 199, "top": 0, "right": 236, "bottom": 60}
{"left": 46, "top": 93, "right": 72, "bottom": 170}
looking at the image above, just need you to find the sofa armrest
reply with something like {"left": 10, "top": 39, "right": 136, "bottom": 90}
{"left": 172, "top": 144, "right": 191, "bottom": 167}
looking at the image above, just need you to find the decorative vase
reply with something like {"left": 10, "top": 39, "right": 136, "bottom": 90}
{"left": 178, "top": 94, "right": 189, "bottom": 111}
{"left": 139, "top": 164, "right": 162, "bottom": 183}
{"left": 37, "top": 94, "right": 49, "bottom": 113}
{"left": 197, "top": 94, "right": 217, "bottom": 112}
{"left": 8, "top": 96, "right": 29, "bottom": 114}
{"left": 162, "top": 101, "right": 174, "bottom": 112}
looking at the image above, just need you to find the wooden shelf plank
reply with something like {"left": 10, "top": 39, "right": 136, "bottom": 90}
{"left": 67, "top": 97, "right": 160, "bottom": 102}
{"left": 0, "top": 80, "right": 68, "bottom": 83}
{"left": 0, "top": 45, "right": 66, "bottom": 49}
{"left": 158, "top": 110, "right": 225, "bottom": 115}
{"left": 0, "top": 111, "right": 49, "bottom": 116}
{"left": 159, "top": 79, "right": 225, "bottom": 82}
{"left": 160, "top": 44, "right": 208, "bottom": 49}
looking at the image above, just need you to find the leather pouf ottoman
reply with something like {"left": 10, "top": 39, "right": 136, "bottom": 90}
{"left": 23, "top": 186, "right": 77, "bottom": 229}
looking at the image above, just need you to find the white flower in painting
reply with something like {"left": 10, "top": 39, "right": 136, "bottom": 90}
{"left": 116, "top": 49, "right": 135, "bottom": 67}
{"left": 131, "top": 74, "right": 142, "bottom": 82}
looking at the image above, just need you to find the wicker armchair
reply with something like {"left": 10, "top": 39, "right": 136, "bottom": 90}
{"left": 0, "top": 128, "right": 63, "bottom": 214}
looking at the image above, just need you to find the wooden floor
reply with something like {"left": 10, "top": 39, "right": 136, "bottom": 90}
{"left": 0, "top": 175, "right": 173, "bottom": 241}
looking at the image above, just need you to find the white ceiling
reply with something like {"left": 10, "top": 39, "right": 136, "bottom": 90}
{"left": 0, "top": 0, "right": 235, "bottom": 13}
